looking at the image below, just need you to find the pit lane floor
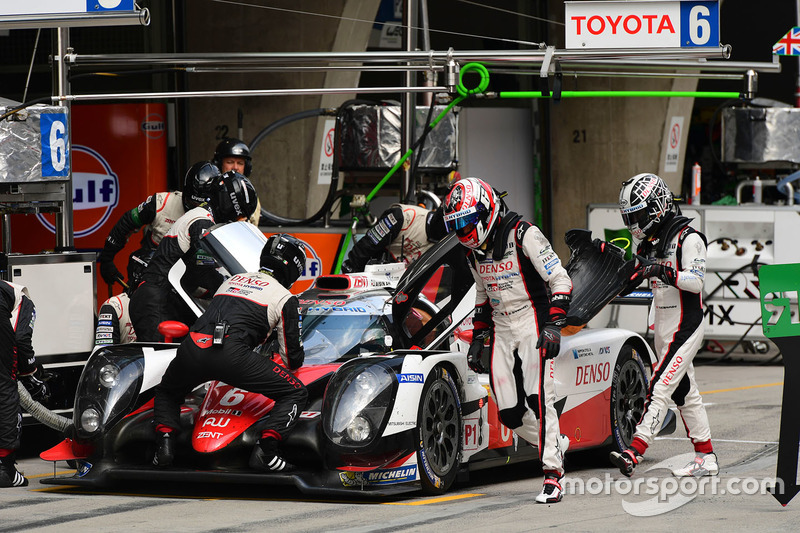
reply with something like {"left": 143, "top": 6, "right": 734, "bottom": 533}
{"left": 2, "top": 358, "right": 794, "bottom": 532}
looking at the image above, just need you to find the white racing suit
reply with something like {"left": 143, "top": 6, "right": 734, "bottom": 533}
{"left": 631, "top": 224, "right": 712, "bottom": 455}
{"left": 96, "top": 293, "right": 136, "bottom": 345}
{"left": 468, "top": 218, "right": 573, "bottom": 476}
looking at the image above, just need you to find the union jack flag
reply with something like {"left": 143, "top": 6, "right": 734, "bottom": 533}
{"left": 773, "top": 27, "right": 800, "bottom": 56}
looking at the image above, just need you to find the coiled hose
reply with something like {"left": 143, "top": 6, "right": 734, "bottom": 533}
{"left": 17, "top": 382, "right": 72, "bottom": 433}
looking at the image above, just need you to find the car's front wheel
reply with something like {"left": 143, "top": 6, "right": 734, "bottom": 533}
{"left": 416, "top": 365, "right": 462, "bottom": 494}
{"left": 609, "top": 343, "right": 649, "bottom": 453}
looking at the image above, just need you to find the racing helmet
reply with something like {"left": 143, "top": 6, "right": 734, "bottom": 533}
{"left": 212, "top": 171, "right": 258, "bottom": 223}
{"left": 619, "top": 173, "right": 674, "bottom": 240}
{"left": 183, "top": 160, "right": 222, "bottom": 211}
{"left": 212, "top": 138, "right": 252, "bottom": 177}
{"left": 260, "top": 233, "right": 307, "bottom": 288}
{"left": 442, "top": 177, "right": 503, "bottom": 249}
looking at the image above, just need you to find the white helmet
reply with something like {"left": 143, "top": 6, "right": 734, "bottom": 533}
{"left": 443, "top": 177, "right": 503, "bottom": 249}
{"left": 619, "top": 173, "right": 674, "bottom": 240}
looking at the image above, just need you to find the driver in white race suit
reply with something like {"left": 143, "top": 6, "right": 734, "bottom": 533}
{"left": 443, "top": 177, "right": 573, "bottom": 504}
{"left": 609, "top": 173, "right": 717, "bottom": 478}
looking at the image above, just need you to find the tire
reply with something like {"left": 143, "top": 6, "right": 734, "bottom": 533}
{"left": 609, "top": 343, "right": 649, "bottom": 453}
{"left": 416, "top": 365, "right": 462, "bottom": 495}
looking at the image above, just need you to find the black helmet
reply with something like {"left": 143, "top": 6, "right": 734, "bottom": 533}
{"left": 212, "top": 171, "right": 258, "bottom": 223}
{"left": 260, "top": 234, "right": 307, "bottom": 288}
{"left": 183, "top": 161, "right": 222, "bottom": 211}
{"left": 212, "top": 138, "right": 252, "bottom": 177}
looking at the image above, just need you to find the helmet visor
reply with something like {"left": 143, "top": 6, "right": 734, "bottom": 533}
{"left": 620, "top": 204, "right": 649, "bottom": 229}
{"left": 444, "top": 206, "right": 481, "bottom": 233}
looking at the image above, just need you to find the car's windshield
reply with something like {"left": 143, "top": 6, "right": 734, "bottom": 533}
{"left": 300, "top": 313, "right": 391, "bottom": 365}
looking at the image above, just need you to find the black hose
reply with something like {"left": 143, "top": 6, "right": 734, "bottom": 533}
{"left": 249, "top": 102, "right": 376, "bottom": 227}
{"left": 0, "top": 96, "right": 52, "bottom": 122}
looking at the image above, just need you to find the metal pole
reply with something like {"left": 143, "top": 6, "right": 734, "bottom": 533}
{"left": 57, "top": 85, "right": 449, "bottom": 102}
{"left": 402, "top": 0, "right": 418, "bottom": 202}
{"left": 66, "top": 46, "right": 733, "bottom": 66}
{"left": 0, "top": 9, "right": 150, "bottom": 29}
{"left": 52, "top": 28, "right": 74, "bottom": 249}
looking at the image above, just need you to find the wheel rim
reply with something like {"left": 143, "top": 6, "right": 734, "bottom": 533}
{"left": 420, "top": 379, "right": 459, "bottom": 476}
{"left": 614, "top": 359, "right": 647, "bottom": 447}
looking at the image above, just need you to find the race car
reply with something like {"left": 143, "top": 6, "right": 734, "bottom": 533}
{"left": 40, "top": 221, "right": 661, "bottom": 496}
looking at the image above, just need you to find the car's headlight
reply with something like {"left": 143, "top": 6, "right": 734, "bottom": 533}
{"left": 323, "top": 361, "right": 396, "bottom": 447}
{"left": 74, "top": 349, "right": 144, "bottom": 438}
{"left": 99, "top": 364, "right": 119, "bottom": 388}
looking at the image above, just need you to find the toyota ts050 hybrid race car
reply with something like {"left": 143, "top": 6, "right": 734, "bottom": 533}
{"left": 40, "top": 221, "right": 665, "bottom": 496}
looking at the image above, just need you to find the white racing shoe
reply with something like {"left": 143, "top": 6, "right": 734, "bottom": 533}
{"left": 672, "top": 452, "right": 719, "bottom": 477}
{"left": 535, "top": 474, "right": 564, "bottom": 504}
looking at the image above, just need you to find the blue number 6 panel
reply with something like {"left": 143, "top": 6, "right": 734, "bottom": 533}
{"left": 40, "top": 113, "right": 70, "bottom": 178}
{"left": 680, "top": 1, "right": 720, "bottom": 48}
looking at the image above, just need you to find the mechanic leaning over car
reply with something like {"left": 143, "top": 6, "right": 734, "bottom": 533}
{"left": 341, "top": 203, "right": 448, "bottom": 273}
{"left": 609, "top": 173, "right": 717, "bottom": 478}
{"left": 97, "top": 159, "right": 222, "bottom": 292}
{"left": 152, "top": 234, "right": 308, "bottom": 473}
{"left": 442, "top": 177, "right": 573, "bottom": 504}
{"left": 129, "top": 170, "right": 258, "bottom": 342}
{"left": 212, "top": 137, "right": 262, "bottom": 227}
{"left": 0, "top": 280, "right": 50, "bottom": 488}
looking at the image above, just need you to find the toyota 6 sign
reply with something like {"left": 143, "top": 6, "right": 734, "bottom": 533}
{"left": 565, "top": 1, "right": 719, "bottom": 50}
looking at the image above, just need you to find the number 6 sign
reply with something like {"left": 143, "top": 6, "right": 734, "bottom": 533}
{"left": 40, "top": 112, "right": 70, "bottom": 177}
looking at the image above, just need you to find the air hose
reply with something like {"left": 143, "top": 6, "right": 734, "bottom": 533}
{"left": 17, "top": 382, "right": 72, "bottom": 433}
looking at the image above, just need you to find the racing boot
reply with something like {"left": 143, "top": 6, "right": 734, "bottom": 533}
{"left": 609, "top": 448, "right": 642, "bottom": 478}
{"left": 672, "top": 452, "right": 719, "bottom": 477}
{"left": 249, "top": 438, "right": 295, "bottom": 473}
{"left": 535, "top": 473, "right": 563, "bottom": 504}
{"left": 152, "top": 432, "right": 175, "bottom": 468}
{"left": 0, "top": 455, "right": 29, "bottom": 488}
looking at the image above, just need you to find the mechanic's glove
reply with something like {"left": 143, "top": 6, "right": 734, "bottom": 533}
{"left": 19, "top": 365, "right": 51, "bottom": 403}
{"left": 536, "top": 323, "right": 562, "bottom": 360}
{"left": 99, "top": 259, "right": 124, "bottom": 286}
{"left": 629, "top": 261, "right": 677, "bottom": 287}
{"left": 467, "top": 329, "right": 490, "bottom": 373}
{"left": 340, "top": 260, "right": 355, "bottom": 274}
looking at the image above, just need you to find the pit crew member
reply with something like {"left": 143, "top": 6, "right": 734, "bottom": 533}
{"left": 443, "top": 177, "right": 573, "bottom": 503}
{"left": 212, "top": 138, "right": 261, "bottom": 226}
{"left": 341, "top": 203, "right": 447, "bottom": 273}
{"left": 609, "top": 173, "right": 717, "bottom": 478}
{"left": 97, "top": 160, "right": 222, "bottom": 290}
{"left": 129, "top": 171, "right": 258, "bottom": 342}
{"left": 0, "top": 281, "right": 49, "bottom": 488}
{"left": 153, "top": 234, "right": 308, "bottom": 472}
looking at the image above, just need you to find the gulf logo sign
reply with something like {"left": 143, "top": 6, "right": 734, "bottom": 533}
{"left": 36, "top": 145, "right": 119, "bottom": 238}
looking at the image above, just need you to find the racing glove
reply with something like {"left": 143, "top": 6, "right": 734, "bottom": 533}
{"left": 629, "top": 261, "right": 677, "bottom": 287}
{"left": 99, "top": 260, "right": 124, "bottom": 286}
{"left": 19, "top": 364, "right": 50, "bottom": 403}
{"left": 467, "top": 329, "right": 490, "bottom": 374}
{"left": 536, "top": 323, "right": 562, "bottom": 360}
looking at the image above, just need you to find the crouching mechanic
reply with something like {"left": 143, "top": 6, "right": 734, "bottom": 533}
{"left": 0, "top": 281, "right": 49, "bottom": 487}
{"left": 341, "top": 203, "right": 447, "bottom": 273}
{"left": 130, "top": 169, "right": 258, "bottom": 341}
{"left": 152, "top": 234, "right": 308, "bottom": 472}
{"left": 610, "top": 173, "right": 717, "bottom": 478}
{"left": 443, "top": 177, "right": 573, "bottom": 503}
